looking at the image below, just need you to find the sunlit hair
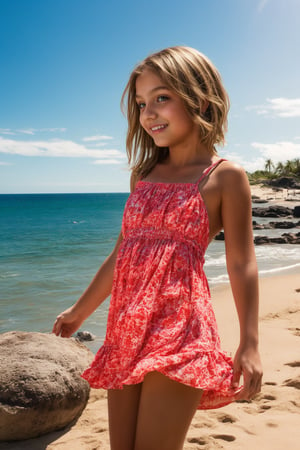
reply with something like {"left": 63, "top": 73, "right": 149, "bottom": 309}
{"left": 121, "top": 46, "right": 230, "bottom": 178}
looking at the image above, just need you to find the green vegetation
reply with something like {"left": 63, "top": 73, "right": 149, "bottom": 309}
{"left": 247, "top": 158, "right": 300, "bottom": 184}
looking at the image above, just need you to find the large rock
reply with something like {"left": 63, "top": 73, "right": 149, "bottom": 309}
{"left": 0, "top": 331, "right": 94, "bottom": 441}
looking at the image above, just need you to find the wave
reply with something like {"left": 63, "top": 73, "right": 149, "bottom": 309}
{"left": 258, "top": 262, "right": 300, "bottom": 276}
{"left": 207, "top": 273, "right": 229, "bottom": 285}
{"left": 207, "top": 262, "right": 300, "bottom": 286}
{"left": 255, "top": 245, "right": 300, "bottom": 261}
{"left": 204, "top": 254, "right": 226, "bottom": 267}
{"left": 0, "top": 272, "right": 19, "bottom": 279}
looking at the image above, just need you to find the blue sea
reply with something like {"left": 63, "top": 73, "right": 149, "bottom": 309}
{"left": 1, "top": 193, "right": 299, "bottom": 353}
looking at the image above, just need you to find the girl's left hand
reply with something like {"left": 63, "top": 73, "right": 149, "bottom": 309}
{"left": 231, "top": 344, "right": 263, "bottom": 401}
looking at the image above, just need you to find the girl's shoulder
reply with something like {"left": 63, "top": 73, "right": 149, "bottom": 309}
{"left": 216, "top": 159, "right": 251, "bottom": 198}
{"left": 217, "top": 159, "right": 249, "bottom": 184}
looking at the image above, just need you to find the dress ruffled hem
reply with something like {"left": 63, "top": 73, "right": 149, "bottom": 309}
{"left": 81, "top": 344, "right": 243, "bottom": 410}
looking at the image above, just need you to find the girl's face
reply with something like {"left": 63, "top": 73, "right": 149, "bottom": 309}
{"left": 135, "top": 69, "right": 199, "bottom": 150}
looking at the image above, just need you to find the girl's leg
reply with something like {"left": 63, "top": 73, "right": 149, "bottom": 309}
{"left": 134, "top": 371, "right": 202, "bottom": 450}
{"left": 108, "top": 383, "right": 142, "bottom": 450}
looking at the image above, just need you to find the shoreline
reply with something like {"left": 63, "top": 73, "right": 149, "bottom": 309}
{"left": 1, "top": 271, "right": 299, "bottom": 449}
{"left": 207, "top": 262, "right": 300, "bottom": 289}
{"left": 210, "top": 261, "right": 300, "bottom": 288}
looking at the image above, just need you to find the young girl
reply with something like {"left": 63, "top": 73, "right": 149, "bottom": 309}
{"left": 53, "top": 46, "right": 262, "bottom": 450}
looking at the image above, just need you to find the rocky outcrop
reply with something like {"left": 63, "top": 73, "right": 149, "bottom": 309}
{"left": 0, "top": 331, "right": 94, "bottom": 441}
{"left": 254, "top": 232, "right": 300, "bottom": 245}
{"left": 271, "top": 221, "right": 300, "bottom": 229}
{"left": 294, "top": 206, "right": 300, "bottom": 218}
{"left": 214, "top": 203, "right": 300, "bottom": 243}
{"left": 252, "top": 220, "right": 300, "bottom": 230}
{"left": 215, "top": 230, "right": 300, "bottom": 244}
{"left": 252, "top": 205, "right": 294, "bottom": 218}
{"left": 267, "top": 177, "right": 300, "bottom": 189}
{"left": 254, "top": 233, "right": 300, "bottom": 245}
{"left": 214, "top": 231, "right": 224, "bottom": 241}
{"left": 252, "top": 199, "right": 269, "bottom": 204}
{"left": 252, "top": 222, "right": 273, "bottom": 230}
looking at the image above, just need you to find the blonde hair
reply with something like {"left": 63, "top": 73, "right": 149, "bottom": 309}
{"left": 121, "top": 46, "right": 230, "bottom": 178}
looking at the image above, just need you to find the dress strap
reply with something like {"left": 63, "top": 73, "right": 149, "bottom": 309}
{"left": 196, "top": 158, "right": 226, "bottom": 185}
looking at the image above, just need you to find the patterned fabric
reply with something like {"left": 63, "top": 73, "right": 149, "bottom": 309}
{"left": 81, "top": 159, "right": 242, "bottom": 409}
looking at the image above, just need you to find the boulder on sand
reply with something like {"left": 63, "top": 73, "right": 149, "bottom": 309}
{"left": 0, "top": 331, "right": 94, "bottom": 441}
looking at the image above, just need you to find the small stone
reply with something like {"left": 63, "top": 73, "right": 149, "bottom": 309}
{"left": 76, "top": 331, "right": 96, "bottom": 342}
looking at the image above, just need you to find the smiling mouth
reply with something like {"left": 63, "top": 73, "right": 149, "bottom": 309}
{"left": 151, "top": 124, "right": 167, "bottom": 132}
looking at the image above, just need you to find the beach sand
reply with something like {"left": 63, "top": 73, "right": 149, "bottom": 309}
{"left": 250, "top": 183, "right": 300, "bottom": 204}
{"left": 1, "top": 272, "right": 299, "bottom": 450}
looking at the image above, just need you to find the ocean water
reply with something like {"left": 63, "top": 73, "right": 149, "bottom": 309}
{"left": 1, "top": 193, "right": 299, "bottom": 353}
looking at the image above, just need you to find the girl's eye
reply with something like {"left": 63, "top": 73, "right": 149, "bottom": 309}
{"left": 157, "top": 95, "right": 169, "bottom": 103}
{"left": 137, "top": 95, "right": 169, "bottom": 110}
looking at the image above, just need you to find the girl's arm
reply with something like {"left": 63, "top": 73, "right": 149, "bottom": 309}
{"left": 221, "top": 164, "right": 263, "bottom": 400}
{"left": 52, "top": 173, "right": 139, "bottom": 338}
{"left": 52, "top": 232, "right": 123, "bottom": 337}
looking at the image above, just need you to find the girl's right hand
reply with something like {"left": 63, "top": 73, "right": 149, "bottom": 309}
{"left": 52, "top": 306, "right": 85, "bottom": 338}
{"left": 51, "top": 231, "right": 123, "bottom": 338}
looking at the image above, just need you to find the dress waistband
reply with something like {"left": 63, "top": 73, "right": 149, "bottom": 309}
{"left": 125, "top": 227, "right": 205, "bottom": 258}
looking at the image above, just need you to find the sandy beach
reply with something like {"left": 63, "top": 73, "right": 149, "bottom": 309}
{"left": 250, "top": 183, "right": 300, "bottom": 205}
{"left": 1, "top": 272, "right": 299, "bottom": 450}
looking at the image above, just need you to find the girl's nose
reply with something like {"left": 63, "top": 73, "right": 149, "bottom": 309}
{"left": 143, "top": 103, "right": 157, "bottom": 119}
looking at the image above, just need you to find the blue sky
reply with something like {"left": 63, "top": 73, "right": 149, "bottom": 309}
{"left": 0, "top": 0, "right": 299, "bottom": 193}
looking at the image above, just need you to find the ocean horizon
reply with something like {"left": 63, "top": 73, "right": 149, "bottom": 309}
{"left": 1, "top": 193, "right": 299, "bottom": 353}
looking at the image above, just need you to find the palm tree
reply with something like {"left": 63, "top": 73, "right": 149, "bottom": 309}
{"left": 264, "top": 159, "right": 274, "bottom": 174}
{"left": 275, "top": 159, "right": 300, "bottom": 177}
{"left": 275, "top": 161, "right": 285, "bottom": 176}
{"left": 284, "top": 160, "right": 295, "bottom": 175}
{"left": 292, "top": 158, "right": 300, "bottom": 176}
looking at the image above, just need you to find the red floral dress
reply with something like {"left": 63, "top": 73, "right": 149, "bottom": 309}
{"left": 81, "top": 159, "right": 242, "bottom": 409}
